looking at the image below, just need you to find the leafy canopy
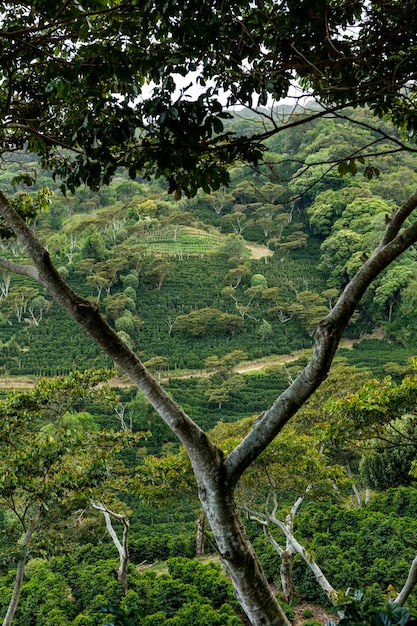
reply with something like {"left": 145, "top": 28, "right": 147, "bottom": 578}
{"left": 2, "top": 1, "right": 417, "bottom": 198}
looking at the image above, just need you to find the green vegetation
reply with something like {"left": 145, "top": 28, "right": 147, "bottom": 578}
{"left": 2, "top": 109, "right": 417, "bottom": 377}
{"left": 3, "top": 2, "right": 417, "bottom": 625}
{"left": 1, "top": 111, "right": 417, "bottom": 625}
{"left": 134, "top": 226, "right": 227, "bottom": 255}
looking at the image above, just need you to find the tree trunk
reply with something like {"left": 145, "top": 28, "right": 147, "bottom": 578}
{"left": 198, "top": 474, "right": 290, "bottom": 626}
{"left": 274, "top": 521, "right": 336, "bottom": 604}
{"left": 280, "top": 550, "right": 295, "bottom": 605}
{"left": 2, "top": 557, "right": 27, "bottom": 626}
{"left": 262, "top": 523, "right": 294, "bottom": 605}
{"left": 396, "top": 555, "right": 417, "bottom": 606}
{"left": 2, "top": 509, "right": 40, "bottom": 626}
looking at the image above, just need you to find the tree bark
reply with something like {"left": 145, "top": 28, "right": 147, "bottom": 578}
{"left": 280, "top": 550, "right": 295, "bottom": 605}
{"left": 2, "top": 508, "right": 40, "bottom": 626}
{"left": 197, "top": 468, "right": 289, "bottom": 626}
{"left": 1, "top": 188, "right": 417, "bottom": 624}
{"left": 264, "top": 528, "right": 295, "bottom": 605}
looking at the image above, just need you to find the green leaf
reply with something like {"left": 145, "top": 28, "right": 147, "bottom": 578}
{"left": 212, "top": 117, "right": 224, "bottom": 134}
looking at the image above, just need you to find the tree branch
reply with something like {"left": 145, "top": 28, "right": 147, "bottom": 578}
{"left": 0, "top": 256, "right": 39, "bottom": 281}
{"left": 92, "top": 500, "right": 130, "bottom": 593}
{"left": 225, "top": 189, "right": 417, "bottom": 484}
{"left": 396, "top": 555, "right": 417, "bottom": 606}
{"left": 0, "top": 191, "right": 221, "bottom": 476}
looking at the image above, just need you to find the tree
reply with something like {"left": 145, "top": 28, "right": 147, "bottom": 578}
{"left": 249, "top": 493, "right": 338, "bottom": 605}
{"left": 2, "top": 3, "right": 417, "bottom": 624}
{"left": 207, "top": 187, "right": 235, "bottom": 216}
{"left": 205, "top": 374, "right": 246, "bottom": 409}
{"left": 4, "top": 208, "right": 417, "bottom": 626}
{"left": 0, "top": 370, "right": 143, "bottom": 626}
{"left": 142, "top": 257, "right": 172, "bottom": 291}
{"left": 135, "top": 363, "right": 417, "bottom": 607}
{"left": 80, "top": 232, "right": 107, "bottom": 261}
{"left": 175, "top": 307, "right": 243, "bottom": 337}
{"left": 2, "top": 2, "right": 417, "bottom": 199}
{"left": 257, "top": 319, "right": 273, "bottom": 341}
{"left": 324, "top": 367, "right": 417, "bottom": 490}
{"left": 91, "top": 502, "right": 130, "bottom": 596}
{"left": 27, "top": 293, "right": 48, "bottom": 325}
{"left": 229, "top": 421, "right": 344, "bottom": 605}
{"left": 373, "top": 265, "right": 415, "bottom": 323}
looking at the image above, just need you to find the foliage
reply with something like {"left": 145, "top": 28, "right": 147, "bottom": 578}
{"left": 277, "top": 602, "right": 295, "bottom": 622}
{"left": 326, "top": 590, "right": 411, "bottom": 626}
{"left": 87, "top": 557, "right": 241, "bottom": 626}
{"left": 0, "top": 188, "right": 52, "bottom": 239}
{"left": 366, "top": 487, "right": 417, "bottom": 519}
{"left": 3, "top": 109, "right": 417, "bottom": 374}
{"left": 0, "top": 370, "right": 148, "bottom": 623}
{"left": 290, "top": 504, "right": 417, "bottom": 604}
{"left": 2, "top": 0, "right": 417, "bottom": 200}
{"left": 92, "top": 604, "right": 137, "bottom": 626}
{"left": 2, "top": 3, "right": 417, "bottom": 625}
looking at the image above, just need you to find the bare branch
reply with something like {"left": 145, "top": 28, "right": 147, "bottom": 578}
{"left": 92, "top": 501, "right": 130, "bottom": 594}
{"left": 396, "top": 555, "right": 417, "bottom": 606}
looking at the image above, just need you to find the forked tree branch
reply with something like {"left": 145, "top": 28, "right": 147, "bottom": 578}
{"left": 225, "top": 189, "right": 417, "bottom": 484}
{"left": 1, "top": 188, "right": 417, "bottom": 490}
{"left": 91, "top": 501, "right": 130, "bottom": 593}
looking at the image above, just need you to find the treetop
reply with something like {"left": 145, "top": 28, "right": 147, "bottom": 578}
{"left": 2, "top": 1, "right": 417, "bottom": 197}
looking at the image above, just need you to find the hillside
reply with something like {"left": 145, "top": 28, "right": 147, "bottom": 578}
{"left": 0, "top": 108, "right": 416, "bottom": 378}
{"left": 4, "top": 5, "right": 417, "bottom": 626}
{"left": 0, "top": 108, "right": 417, "bottom": 626}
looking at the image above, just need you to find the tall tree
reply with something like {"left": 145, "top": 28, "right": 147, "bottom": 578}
{"left": 2, "top": 3, "right": 417, "bottom": 624}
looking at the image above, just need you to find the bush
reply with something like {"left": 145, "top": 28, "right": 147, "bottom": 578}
{"left": 166, "top": 557, "right": 236, "bottom": 609}
{"left": 325, "top": 589, "right": 412, "bottom": 626}
{"left": 278, "top": 600, "right": 295, "bottom": 621}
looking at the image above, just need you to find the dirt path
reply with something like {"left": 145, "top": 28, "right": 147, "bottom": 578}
{"left": 0, "top": 330, "right": 383, "bottom": 390}
{"left": 110, "top": 330, "right": 382, "bottom": 386}
{"left": 233, "top": 331, "right": 382, "bottom": 375}
{"left": 153, "top": 333, "right": 376, "bottom": 383}
{"left": 0, "top": 377, "right": 37, "bottom": 389}
{"left": 245, "top": 241, "right": 274, "bottom": 259}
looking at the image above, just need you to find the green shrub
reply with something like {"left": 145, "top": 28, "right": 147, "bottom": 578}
{"left": 325, "top": 589, "right": 412, "bottom": 626}
{"left": 278, "top": 600, "right": 295, "bottom": 621}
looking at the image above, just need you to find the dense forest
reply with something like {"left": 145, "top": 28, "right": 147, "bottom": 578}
{"left": 1, "top": 106, "right": 417, "bottom": 625}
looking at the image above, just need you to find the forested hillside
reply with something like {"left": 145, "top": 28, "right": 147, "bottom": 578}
{"left": 0, "top": 108, "right": 416, "bottom": 377}
{"left": 3, "top": 2, "right": 417, "bottom": 625}
{"left": 1, "top": 107, "right": 417, "bottom": 625}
